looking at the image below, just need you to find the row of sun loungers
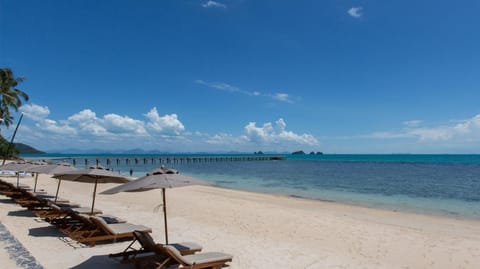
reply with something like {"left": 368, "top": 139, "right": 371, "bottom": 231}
{"left": 0, "top": 177, "right": 233, "bottom": 268}
{"left": 0, "top": 179, "right": 151, "bottom": 246}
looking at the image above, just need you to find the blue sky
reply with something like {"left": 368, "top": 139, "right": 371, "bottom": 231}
{"left": 1, "top": 0, "right": 480, "bottom": 153}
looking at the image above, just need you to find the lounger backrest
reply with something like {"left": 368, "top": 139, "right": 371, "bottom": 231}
{"left": 90, "top": 216, "right": 115, "bottom": 235}
{"left": 133, "top": 231, "right": 157, "bottom": 251}
{"left": 48, "top": 203, "right": 62, "bottom": 211}
{"left": 77, "top": 214, "right": 92, "bottom": 223}
{"left": 163, "top": 245, "right": 191, "bottom": 265}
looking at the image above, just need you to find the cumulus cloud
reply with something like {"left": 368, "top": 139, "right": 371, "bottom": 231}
{"left": 20, "top": 104, "right": 50, "bottom": 121}
{"left": 196, "top": 80, "right": 296, "bottom": 103}
{"left": 244, "top": 118, "right": 318, "bottom": 145}
{"left": 103, "top": 114, "right": 147, "bottom": 135}
{"left": 202, "top": 1, "right": 226, "bottom": 8}
{"left": 20, "top": 106, "right": 186, "bottom": 140}
{"left": 144, "top": 107, "right": 185, "bottom": 135}
{"left": 15, "top": 103, "right": 318, "bottom": 152}
{"left": 348, "top": 7, "right": 363, "bottom": 18}
{"left": 67, "top": 109, "right": 108, "bottom": 136}
{"left": 40, "top": 119, "right": 77, "bottom": 135}
{"left": 68, "top": 109, "right": 96, "bottom": 122}
{"left": 199, "top": 118, "right": 318, "bottom": 151}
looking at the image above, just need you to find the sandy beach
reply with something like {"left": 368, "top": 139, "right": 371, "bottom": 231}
{"left": 1, "top": 173, "right": 480, "bottom": 269}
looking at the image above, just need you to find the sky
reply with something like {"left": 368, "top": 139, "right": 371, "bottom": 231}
{"left": 1, "top": 0, "right": 480, "bottom": 153}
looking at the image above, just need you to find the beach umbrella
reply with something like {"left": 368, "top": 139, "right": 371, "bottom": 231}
{"left": 53, "top": 166, "right": 130, "bottom": 214}
{"left": 0, "top": 161, "right": 45, "bottom": 188}
{"left": 101, "top": 167, "right": 210, "bottom": 244}
{"left": 28, "top": 162, "right": 77, "bottom": 192}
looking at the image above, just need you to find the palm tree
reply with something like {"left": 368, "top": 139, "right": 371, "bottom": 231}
{"left": 0, "top": 68, "right": 29, "bottom": 127}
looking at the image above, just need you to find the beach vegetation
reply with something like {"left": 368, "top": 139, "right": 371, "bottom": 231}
{"left": 0, "top": 67, "right": 29, "bottom": 128}
{"left": 0, "top": 67, "right": 30, "bottom": 159}
{"left": 0, "top": 135, "right": 19, "bottom": 158}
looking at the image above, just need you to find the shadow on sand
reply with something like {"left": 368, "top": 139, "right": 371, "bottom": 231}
{"left": 0, "top": 198, "right": 15, "bottom": 203}
{"left": 28, "top": 226, "right": 64, "bottom": 237}
{"left": 8, "top": 209, "right": 36, "bottom": 217}
{"left": 69, "top": 254, "right": 130, "bottom": 269}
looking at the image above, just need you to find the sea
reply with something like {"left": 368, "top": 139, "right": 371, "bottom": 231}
{"left": 20, "top": 153, "right": 480, "bottom": 220}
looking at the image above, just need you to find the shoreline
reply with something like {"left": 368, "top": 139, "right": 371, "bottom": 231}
{"left": 206, "top": 184, "right": 480, "bottom": 228}
{"left": 1, "top": 173, "right": 480, "bottom": 268}
{"left": 205, "top": 184, "right": 480, "bottom": 222}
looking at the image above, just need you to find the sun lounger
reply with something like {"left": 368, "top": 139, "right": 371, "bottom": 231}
{"left": 57, "top": 213, "right": 126, "bottom": 238}
{"left": 109, "top": 230, "right": 202, "bottom": 265}
{"left": 15, "top": 194, "right": 71, "bottom": 208}
{"left": 32, "top": 202, "right": 103, "bottom": 220}
{"left": 158, "top": 245, "right": 233, "bottom": 269}
{"left": 74, "top": 216, "right": 152, "bottom": 247}
{"left": 0, "top": 180, "right": 32, "bottom": 196}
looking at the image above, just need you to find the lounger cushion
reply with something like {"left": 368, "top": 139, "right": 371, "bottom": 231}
{"left": 165, "top": 245, "right": 232, "bottom": 265}
{"left": 108, "top": 223, "right": 151, "bottom": 234}
{"left": 98, "top": 214, "right": 126, "bottom": 224}
{"left": 182, "top": 252, "right": 233, "bottom": 265}
{"left": 92, "top": 217, "right": 151, "bottom": 234}
{"left": 168, "top": 242, "right": 202, "bottom": 253}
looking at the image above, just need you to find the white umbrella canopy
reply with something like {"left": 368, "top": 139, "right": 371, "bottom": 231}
{"left": 0, "top": 161, "right": 47, "bottom": 187}
{"left": 29, "top": 162, "right": 75, "bottom": 174}
{"left": 53, "top": 166, "right": 130, "bottom": 214}
{"left": 101, "top": 168, "right": 209, "bottom": 194}
{"left": 0, "top": 160, "right": 42, "bottom": 172}
{"left": 101, "top": 167, "right": 210, "bottom": 244}
{"left": 28, "top": 162, "right": 78, "bottom": 192}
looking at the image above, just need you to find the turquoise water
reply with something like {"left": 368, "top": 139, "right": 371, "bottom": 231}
{"left": 21, "top": 154, "right": 480, "bottom": 220}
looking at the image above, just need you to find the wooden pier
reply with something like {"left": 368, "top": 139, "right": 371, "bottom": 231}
{"left": 65, "top": 155, "right": 285, "bottom": 168}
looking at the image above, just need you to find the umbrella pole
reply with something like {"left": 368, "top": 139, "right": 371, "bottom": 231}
{"left": 162, "top": 188, "right": 168, "bottom": 244}
{"left": 16, "top": 172, "right": 20, "bottom": 188}
{"left": 54, "top": 179, "right": 62, "bottom": 202}
{"left": 91, "top": 179, "right": 98, "bottom": 215}
{"left": 33, "top": 173, "right": 39, "bottom": 192}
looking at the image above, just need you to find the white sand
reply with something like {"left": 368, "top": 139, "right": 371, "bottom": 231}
{"left": 1, "top": 173, "right": 480, "bottom": 269}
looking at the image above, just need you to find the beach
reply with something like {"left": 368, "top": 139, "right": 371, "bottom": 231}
{"left": 1, "top": 173, "right": 480, "bottom": 269}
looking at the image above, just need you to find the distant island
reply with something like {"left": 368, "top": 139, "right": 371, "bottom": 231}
{"left": 292, "top": 150, "right": 323, "bottom": 155}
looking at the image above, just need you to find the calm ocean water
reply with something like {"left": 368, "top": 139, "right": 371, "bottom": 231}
{"left": 21, "top": 154, "right": 480, "bottom": 220}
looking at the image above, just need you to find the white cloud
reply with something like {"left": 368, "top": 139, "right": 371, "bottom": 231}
{"left": 144, "top": 107, "right": 185, "bottom": 135}
{"left": 196, "top": 80, "right": 296, "bottom": 103}
{"left": 205, "top": 133, "right": 245, "bottom": 145}
{"left": 403, "top": 120, "right": 423, "bottom": 128}
{"left": 103, "top": 114, "right": 147, "bottom": 135}
{"left": 244, "top": 118, "right": 318, "bottom": 145}
{"left": 195, "top": 80, "right": 240, "bottom": 93}
{"left": 270, "top": 93, "right": 293, "bottom": 103}
{"left": 245, "top": 122, "right": 274, "bottom": 142}
{"left": 68, "top": 109, "right": 108, "bottom": 136}
{"left": 18, "top": 106, "right": 186, "bottom": 141}
{"left": 368, "top": 114, "right": 480, "bottom": 142}
{"left": 348, "top": 7, "right": 363, "bottom": 18}
{"left": 20, "top": 104, "right": 50, "bottom": 121}
{"left": 199, "top": 118, "right": 318, "bottom": 151}
{"left": 202, "top": 1, "right": 226, "bottom": 8}
{"left": 14, "top": 104, "right": 318, "bottom": 152}
{"left": 39, "top": 119, "right": 77, "bottom": 135}
{"left": 68, "top": 109, "right": 97, "bottom": 122}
